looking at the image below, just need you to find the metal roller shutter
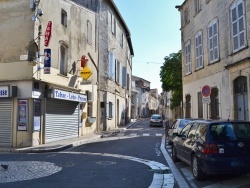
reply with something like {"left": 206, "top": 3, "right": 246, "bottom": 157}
{"left": 45, "top": 99, "right": 79, "bottom": 143}
{"left": 0, "top": 99, "right": 12, "bottom": 146}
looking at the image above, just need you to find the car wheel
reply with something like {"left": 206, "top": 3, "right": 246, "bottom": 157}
{"left": 192, "top": 155, "right": 205, "bottom": 180}
{"left": 172, "top": 145, "right": 179, "bottom": 162}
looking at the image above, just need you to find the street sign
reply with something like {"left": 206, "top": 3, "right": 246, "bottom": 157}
{"left": 80, "top": 66, "right": 92, "bottom": 80}
{"left": 202, "top": 97, "right": 211, "bottom": 104}
{"left": 44, "top": 21, "right": 52, "bottom": 47}
{"left": 202, "top": 85, "right": 211, "bottom": 97}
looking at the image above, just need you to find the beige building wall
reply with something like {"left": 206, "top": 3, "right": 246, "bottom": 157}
{"left": 179, "top": 0, "right": 250, "bottom": 120}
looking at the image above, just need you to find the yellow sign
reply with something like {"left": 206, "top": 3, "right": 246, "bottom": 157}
{"left": 80, "top": 66, "right": 92, "bottom": 80}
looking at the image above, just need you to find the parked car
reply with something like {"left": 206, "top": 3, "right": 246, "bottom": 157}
{"left": 172, "top": 120, "right": 250, "bottom": 180}
{"left": 167, "top": 118, "right": 199, "bottom": 145}
{"left": 149, "top": 114, "right": 163, "bottom": 127}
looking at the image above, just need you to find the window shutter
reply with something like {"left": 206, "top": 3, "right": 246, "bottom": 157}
{"left": 115, "top": 60, "right": 118, "bottom": 82}
{"left": 119, "top": 64, "right": 122, "bottom": 85}
{"left": 213, "top": 22, "right": 218, "bottom": 60}
{"left": 122, "top": 67, "right": 126, "bottom": 87}
{"left": 106, "top": 102, "right": 109, "bottom": 118}
{"left": 109, "top": 52, "right": 112, "bottom": 79}
{"left": 111, "top": 103, "right": 114, "bottom": 118}
{"left": 112, "top": 54, "right": 115, "bottom": 80}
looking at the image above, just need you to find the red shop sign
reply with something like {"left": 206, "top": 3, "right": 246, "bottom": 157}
{"left": 44, "top": 21, "right": 52, "bottom": 47}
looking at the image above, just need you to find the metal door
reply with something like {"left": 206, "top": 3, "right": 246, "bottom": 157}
{"left": 0, "top": 99, "right": 12, "bottom": 146}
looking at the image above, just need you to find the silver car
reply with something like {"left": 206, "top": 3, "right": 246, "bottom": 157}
{"left": 149, "top": 114, "right": 163, "bottom": 127}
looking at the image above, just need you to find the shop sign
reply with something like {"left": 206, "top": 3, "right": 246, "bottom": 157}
{"left": 44, "top": 48, "right": 51, "bottom": 74}
{"left": 0, "top": 86, "right": 9, "bottom": 97}
{"left": 44, "top": 21, "right": 52, "bottom": 47}
{"left": 54, "top": 89, "right": 87, "bottom": 103}
{"left": 80, "top": 66, "right": 92, "bottom": 80}
{"left": 18, "top": 100, "right": 28, "bottom": 131}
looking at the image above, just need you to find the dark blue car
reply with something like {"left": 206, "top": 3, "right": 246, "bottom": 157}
{"left": 172, "top": 120, "right": 250, "bottom": 180}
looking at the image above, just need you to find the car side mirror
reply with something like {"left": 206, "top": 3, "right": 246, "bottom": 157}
{"left": 173, "top": 132, "right": 178, "bottom": 137}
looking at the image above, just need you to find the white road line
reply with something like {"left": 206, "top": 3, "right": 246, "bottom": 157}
{"left": 156, "top": 134, "right": 162, "bottom": 136}
{"left": 202, "top": 174, "right": 250, "bottom": 188}
{"left": 143, "top": 133, "right": 150, "bottom": 136}
{"left": 160, "top": 136, "right": 190, "bottom": 188}
{"left": 130, "top": 133, "right": 137, "bottom": 136}
{"left": 60, "top": 151, "right": 173, "bottom": 188}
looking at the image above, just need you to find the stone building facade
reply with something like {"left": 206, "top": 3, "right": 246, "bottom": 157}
{"left": 177, "top": 0, "right": 250, "bottom": 120}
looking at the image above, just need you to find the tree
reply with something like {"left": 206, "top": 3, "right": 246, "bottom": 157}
{"left": 159, "top": 51, "right": 182, "bottom": 110}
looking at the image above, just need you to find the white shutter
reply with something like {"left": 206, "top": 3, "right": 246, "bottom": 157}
{"left": 106, "top": 102, "right": 109, "bottom": 118}
{"left": 112, "top": 54, "right": 115, "bottom": 80}
{"left": 119, "top": 64, "right": 122, "bottom": 85}
{"left": 109, "top": 52, "right": 112, "bottom": 79}
{"left": 122, "top": 67, "right": 126, "bottom": 87}
{"left": 112, "top": 103, "right": 114, "bottom": 118}
{"left": 213, "top": 22, "right": 218, "bottom": 60}
{"left": 208, "top": 25, "right": 213, "bottom": 62}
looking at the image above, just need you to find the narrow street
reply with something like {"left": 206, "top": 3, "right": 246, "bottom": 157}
{"left": 0, "top": 120, "right": 250, "bottom": 188}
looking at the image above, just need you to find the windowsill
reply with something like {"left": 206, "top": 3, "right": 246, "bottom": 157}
{"left": 185, "top": 72, "right": 192, "bottom": 76}
{"left": 194, "top": 66, "right": 204, "bottom": 72}
{"left": 229, "top": 45, "right": 249, "bottom": 56}
{"left": 208, "top": 59, "right": 220, "bottom": 66}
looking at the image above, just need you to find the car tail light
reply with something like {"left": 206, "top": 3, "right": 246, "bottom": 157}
{"left": 202, "top": 143, "right": 218, "bottom": 154}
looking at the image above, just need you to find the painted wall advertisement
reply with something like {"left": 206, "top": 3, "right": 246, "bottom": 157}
{"left": 18, "top": 100, "right": 28, "bottom": 131}
{"left": 34, "top": 99, "right": 41, "bottom": 131}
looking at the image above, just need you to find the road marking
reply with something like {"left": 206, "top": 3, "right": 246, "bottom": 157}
{"left": 143, "top": 133, "right": 150, "bottom": 136}
{"left": 156, "top": 134, "right": 162, "bottom": 136}
{"left": 60, "top": 151, "right": 174, "bottom": 188}
{"left": 160, "top": 136, "right": 190, "bottom": 188}
{"left": 130, "top": 133, "right": 137, "bottom": 136}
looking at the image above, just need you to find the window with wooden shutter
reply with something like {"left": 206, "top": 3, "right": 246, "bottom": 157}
{"left": 87, "top": 20, "right": 92, "bottom": 46}
{"left": 109, "top": 52, "right": 115, "bottom": 80}
{"left": 185, "top": 40, "right": 191, "bottom": 75}
{"left": 122, "top": 67, "right": 126, "bottom": 88}
{"left": 230, "top": 0, "right": 246, "bottom": 52}
{"left": 195, "top": 31, "right": 203, "bottom": 69}
{"left": 208, "top": 19, "right": 219, "bottom": 64}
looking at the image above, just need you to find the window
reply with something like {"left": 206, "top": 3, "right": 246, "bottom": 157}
{"left": 185, "top": 40, "right": 191, "bottom": 74}
{"left": 185, "top": 94, "right": 191, "bottom": 118}
{"left": 111, "top": 14, "right": 116, "bottom": 36}
{"left": 87, "top": 102, "right": 93, "bottom": 117}
{"left": 210, "top": 88, "right": 220, "bottom": 119}
{"left": 59, "top": 42, "right": 68, "bottom": 76}
{"left": 120, "top": 33, "right": 123, "bottom": 47}
{"left": 106, "top": 102, "right": 113, "bottom": 119}
{"left": 115, "top": 60, "right": 122, "bottom": 84}
{"left": 198, "top": 92, "right": 203, "bottom": 118}
{"left": 122, "top": 67, "right": 127, "bottom": 88}
{"left": 188, "top": 123, "right": 199, "bottom": 139}
{"left": 194, "top": 0, "right": 201, "bottom": 13}
{"left": 126, "top": 73, "right": 129, "bottom": 90}
{"left": 87, "top": 20, "right": 92, "bottom": 46}
{"left": 208, "top": 19, "right": 219, "bottom": 63}
{"left": 108, "top": 51, "right": 115, "bottom": 80}
{"left": 230, "top": 0, "right": 246, "bottom": 52}
{"left": 195, "top": 31, "right": 203, "bottom": 69}
{"left": 61, "top": 9, "right": 67, "bottom": 27}
{"left": 180, "top": 123, "right": 192, "bottom": 137}
{"left": 184, "top": 9, "right": 189, "bottom": 24}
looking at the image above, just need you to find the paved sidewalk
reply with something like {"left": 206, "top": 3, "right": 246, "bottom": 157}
{"left": 0, "top": 120, "right": 139, "bottom": 154}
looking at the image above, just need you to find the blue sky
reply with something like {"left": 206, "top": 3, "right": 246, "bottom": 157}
{"left": 113, "top": 0, "right": 184, "bottom": 93}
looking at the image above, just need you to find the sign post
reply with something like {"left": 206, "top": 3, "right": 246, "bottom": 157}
{"left": 202, "top": 85, "right": 211, "bottom": 119}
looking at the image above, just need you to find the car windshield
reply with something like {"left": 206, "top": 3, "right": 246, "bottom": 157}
{"left": 179, "top": 120, "right": 191, "bottom": 128}
{"left": 152, "top": 115, "right": 161, "bottom": 120}
{"left": 210, "top": 122, "right": 250, "bottom": 140}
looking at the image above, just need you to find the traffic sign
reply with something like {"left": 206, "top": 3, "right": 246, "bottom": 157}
{"left": 202, "top": 85, "right": 211, "bottom": 97}
{"left": 202, "top": 97, "right": 211, "bottom": 104}
{"left": 80, "top": 66, "right": 92, "bottom": 80}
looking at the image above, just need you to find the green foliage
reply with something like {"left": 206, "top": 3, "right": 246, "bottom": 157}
{"left": 160, "top": 51, "right": 182, "bottom": 110}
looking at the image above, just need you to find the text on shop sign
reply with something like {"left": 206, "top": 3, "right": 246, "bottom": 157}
{"left": 54, "top": 89, "right": 87, "bottom": 103}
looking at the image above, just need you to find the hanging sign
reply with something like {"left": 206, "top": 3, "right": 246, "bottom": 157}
{"left": 80, "top": 66, "right": 92, "bottom": 80}
{"left": 44, "top": 48, "right": 51, "bottom": 74}
{"left": 44, "top": 21, "right": 52, "bottom": 47}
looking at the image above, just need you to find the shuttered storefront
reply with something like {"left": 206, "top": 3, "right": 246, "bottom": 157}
{"left": 45, "top": 99, "right": 79, "bottom": 143}
{"left": 0, "top": 99, "right": 12, "bottom": 146}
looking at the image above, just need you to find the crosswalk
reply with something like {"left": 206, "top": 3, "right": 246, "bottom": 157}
{"left": 117, "top": 133, "right": 163, "bottom": 137}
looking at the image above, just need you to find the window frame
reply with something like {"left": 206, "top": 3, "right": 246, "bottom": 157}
{"left": 195, "top": 31, "right": 203, "bottom": 69}
{"left": 194, "top": 0, "right": 201, "bottom": 14}
{"left": 61, "top": 9, "right": 67, "bottom": 28}
{"left": 208, "top": 19, "right": 219, "bottom": 64}
{"left": 59, "top": 42, "right": 68, "bottom": 76}
{"left": 87, "top": 20, "right": 92, "bottom": 46}
{"left": 230, "top": 0, "right": 247, "bottom": 53}
{"left": 185, "top": 40, "right": 191, "bottom": 75}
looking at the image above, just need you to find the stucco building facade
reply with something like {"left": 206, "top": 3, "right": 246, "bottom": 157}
{"left": 177, "top": 0, "right": 250, "bottom": 120}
